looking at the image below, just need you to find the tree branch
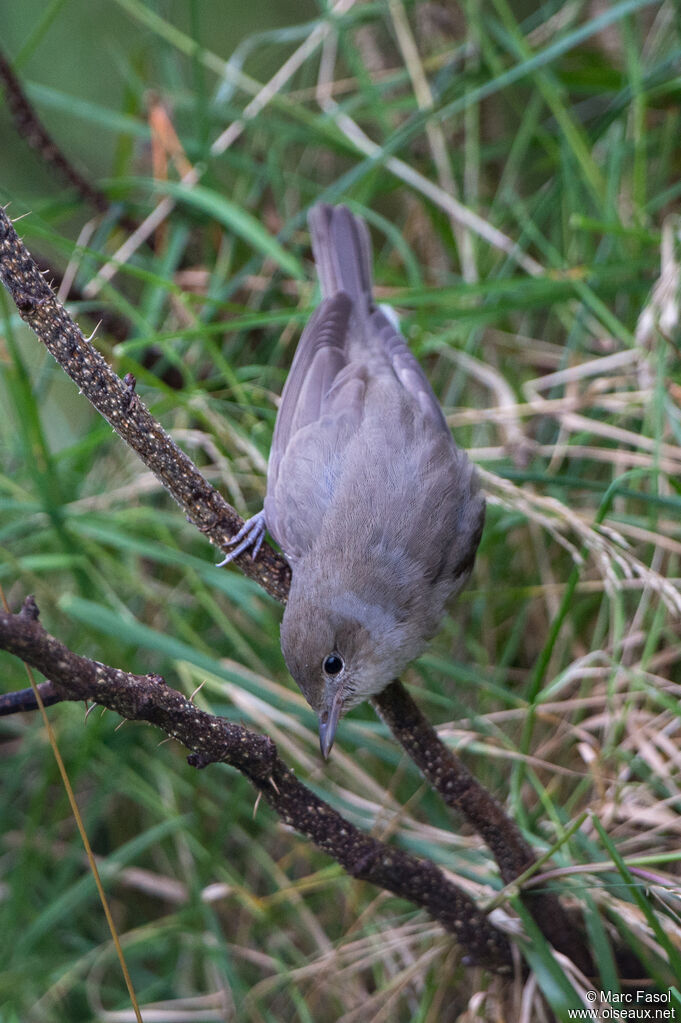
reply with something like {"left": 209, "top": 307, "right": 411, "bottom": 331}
{"left": 0, "top": 207, "right": 290, "bottom": 604}
{"left": 0, "top": 680, "right": 61, "bottom": 715}
{"left": 0, "top": 48, "right": 138, "bottom": 233}
{"left": 374, "top": 681, "right": 592, "bottom": 974}
{"left": 0, "top": 596, "right": 512, "bottom": 973}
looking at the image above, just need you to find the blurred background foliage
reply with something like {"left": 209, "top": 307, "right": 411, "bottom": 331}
{"left": 1, "top": 0, "right": 681, "bottom": 1019}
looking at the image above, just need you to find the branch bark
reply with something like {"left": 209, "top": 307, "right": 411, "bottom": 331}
{"left": 0, "top": 49, "right": 138, "bottom": 233}
{"left": 374, "top": 682, "right": 592, "bottom": 974}
{"left": 0, "top": 596, "right": 512, "bottom": 973}
{"left": 0, "top": 207, "right": 290, "bottom": 604}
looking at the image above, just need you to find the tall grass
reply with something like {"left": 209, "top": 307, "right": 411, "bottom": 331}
{"left": 1, "top": 0, "right": 680, "bottom": 1019}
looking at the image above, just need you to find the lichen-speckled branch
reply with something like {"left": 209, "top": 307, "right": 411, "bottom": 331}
{"left": 374, "top": 681, "right": 593, "bottom": 975}
{"left": 0, "top": 597, "right": 512, "bottom": 973}
{"left": 0, "top": 49, "right": 138, "bottom": 233}
{"left": 0, "top": 207, "right": 290, "bottom": 603}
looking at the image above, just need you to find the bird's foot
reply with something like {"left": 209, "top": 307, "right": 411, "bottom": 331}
{"left": 216, "top": 510, "right": 267, "bottom": 566}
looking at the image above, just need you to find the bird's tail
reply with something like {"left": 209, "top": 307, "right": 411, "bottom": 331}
{"left": 308, "top": 204, "right": 374, "bottom": 310}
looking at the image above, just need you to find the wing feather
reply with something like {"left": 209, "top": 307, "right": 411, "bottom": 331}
{"left": 368, "top": 309, "right": 450, "bottom": 433}
{"left": 268, "top": 293, "right": 352, "bottom": 488}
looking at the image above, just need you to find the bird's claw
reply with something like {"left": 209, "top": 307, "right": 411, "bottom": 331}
{"left": 216, "top": 510, "right": 267, "bottom": 566}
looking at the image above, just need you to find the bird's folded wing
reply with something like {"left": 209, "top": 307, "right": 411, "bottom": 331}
{"left": 268, "top": 293, "right": 352, "bottom": 486}
{"left": 266, "top": 292, "right": 367, "bottom": 558}
{"left": 368, "top": 308, "right": 451, "bottom": 435}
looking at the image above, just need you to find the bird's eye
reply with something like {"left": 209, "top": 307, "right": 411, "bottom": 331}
{"left": 323, "top": 653, "right": 344, "bottom": 676}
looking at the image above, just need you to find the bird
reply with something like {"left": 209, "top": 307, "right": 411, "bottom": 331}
{"left": 219, "top": 204, "right": 485, "bottom": 758}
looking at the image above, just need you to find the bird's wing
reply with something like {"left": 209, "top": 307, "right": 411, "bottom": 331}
{"left": 364, "top": 310, "right": 485, "bottom": 593}
{"left": 369, "top": 308, "right": 451, "bottom": 434}
{"left": 265, "top": 292, "right": 368, "bottom": 559}
{"left": 267, "top": 292, "right": 351, "bottom": 487}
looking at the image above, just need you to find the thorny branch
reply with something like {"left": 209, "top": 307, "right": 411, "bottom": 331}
{"left": 0, "top": 206, "right": 591, "bottom": 974}
{"left": 0, "top": 209, "right": 290, "bottom": 603}
{"left": 0, "top": 49, "right": 138, "bottom": 234}
{"left": 0, "top": 597, "right": 512, "bottom": 972}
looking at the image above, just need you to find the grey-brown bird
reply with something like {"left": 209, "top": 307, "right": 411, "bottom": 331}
{"left": 219, "top": 204, "right": 485, "bottom": 757}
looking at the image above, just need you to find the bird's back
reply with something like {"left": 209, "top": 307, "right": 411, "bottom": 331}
{"left": 265, "top": 204, "right": 484, "bottom": 610}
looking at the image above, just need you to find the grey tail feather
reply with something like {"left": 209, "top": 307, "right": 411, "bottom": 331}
{"left": 308, "top": 204, "right": 374, "bottom": 310}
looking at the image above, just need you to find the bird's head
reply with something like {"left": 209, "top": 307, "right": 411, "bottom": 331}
{"left": 281, "top": 580, "right": 409, "bottom": 758}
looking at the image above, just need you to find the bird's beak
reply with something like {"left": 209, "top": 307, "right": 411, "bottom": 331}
{"left": 318, "top": 691, "right": 344, "bottom": 760}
